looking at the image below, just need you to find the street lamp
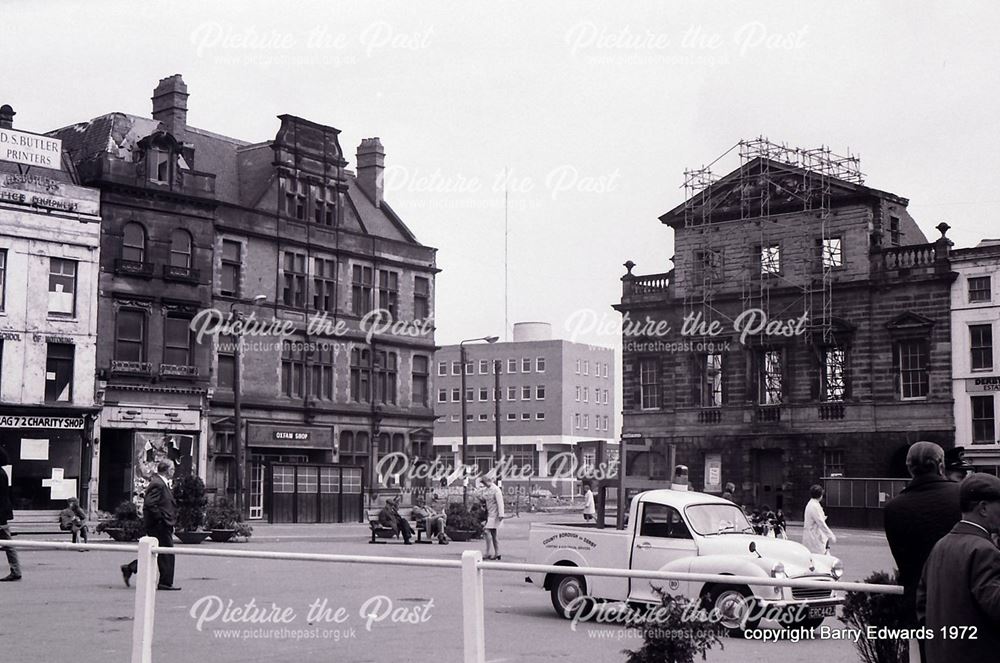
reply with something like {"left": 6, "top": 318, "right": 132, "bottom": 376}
{"left": 231, "top": 294, "right": 267, "bottom": 519}
{"left": 460, "top": 335, "right": 499, "bottom": 505}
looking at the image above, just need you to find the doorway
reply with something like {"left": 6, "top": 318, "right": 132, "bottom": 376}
{"left": 752, "top": 449, "right": 785, "bottom": 511}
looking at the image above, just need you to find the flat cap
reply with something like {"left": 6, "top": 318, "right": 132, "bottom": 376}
{"left": 906, "top": 441, "right": 944, "bottom": 468}
{"left": 960, "top": 473, "right": 1000, "bottom": 504}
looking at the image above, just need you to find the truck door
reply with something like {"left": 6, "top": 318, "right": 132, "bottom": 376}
{"left": 628, "top": 502, "right": 698, "bottom": 604}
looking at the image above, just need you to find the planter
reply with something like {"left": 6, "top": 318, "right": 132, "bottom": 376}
{"left": 103, "top": 528, "right": 126, "bottom": 542}
{"left": 209, "top": 529, "right": 237, "bottom": 543}
{"left": 445, "top": 527, "right": 480, "bottom": 542}
{"left": 175, "top": 530, "right": 211, "bottom": 544}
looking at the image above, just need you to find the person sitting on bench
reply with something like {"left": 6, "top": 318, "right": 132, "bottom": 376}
{"left": 378, "top": 497, "right": 413, "bottom": 545}
{"left": 59, "top": 497, "right": 89, "bottom": 545}
{"left": 412, "top": 496, "right": 449, "bottom": 544}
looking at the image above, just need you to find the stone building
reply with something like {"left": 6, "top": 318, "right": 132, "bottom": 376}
{"left": 0, "top": 104, "right": 102, "bottom": 514}
{"left": 52, "top": 76, "right": 438, "bottom": 522}
{"left": 49, "top": 79, "right": 216, "bottom": 511}
{"left": 616, "top": 140, "right": 956, "bottom": 515}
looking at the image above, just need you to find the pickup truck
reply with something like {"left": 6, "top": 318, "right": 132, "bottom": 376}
{"left": 526, "top": 488, "right": 844, "bottom": 632}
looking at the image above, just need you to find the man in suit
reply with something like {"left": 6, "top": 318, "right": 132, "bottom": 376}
{"left": 0, "top": 447, "right": 21, "bottom": 582}
{"left": 121, "top": 460, "right": 180, "bottom": 590}
{"left": 884, "top": 442, "right": 962, "bottom": 627}
{"left": 917, "top": 473, "right": 1000, "bottom": 662}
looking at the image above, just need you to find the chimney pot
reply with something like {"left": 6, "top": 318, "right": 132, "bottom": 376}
{"left": 152, "top": 74, "right": 189, "bottom": 135}
{"left": 0, "top": 104, "right": 15, "bottom": 129}
{"left": 356, "top": 137, "right": 385, "bottom": 208}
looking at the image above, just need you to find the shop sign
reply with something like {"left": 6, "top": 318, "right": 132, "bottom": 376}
{"left": 0, "top": 415, "right": 84, "bottom": 429}
{"left": 966, "top": 376, "right": 1000, "bottom": 393}
{"left": 0, "top": 128, "right": 61, "bottom": 169}
{"left": 0, "top": 172, "right": 99, "bottom": 215}
{"left": 101, "top": 406, "right": 201, "bottom": 430}
{"left": 248, "top": 425, "right": 332, "bottom": 449}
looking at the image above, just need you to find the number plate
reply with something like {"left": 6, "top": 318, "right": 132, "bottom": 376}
{"left": 807, "top": 605, "right": 836, "bottom": 619}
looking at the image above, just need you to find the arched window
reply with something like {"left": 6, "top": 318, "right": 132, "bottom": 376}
{"left": 170, "top": 229, "right": 192, "bottom": 268}
{"left": 122, "top": 222, "right": 146, "bottom": 262}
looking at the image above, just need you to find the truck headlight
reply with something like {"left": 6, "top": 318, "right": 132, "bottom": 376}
{"left": 771, "top": 562, "right": 787, "bottom": 578}
{"left": 831, "top": 560, "right": 844, "bottom": 579}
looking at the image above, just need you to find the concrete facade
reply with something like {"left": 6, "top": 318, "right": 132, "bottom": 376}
{"left": 951, "top": 240, "right": 1000, "bottom": 471}
{"left": 0, "top": 108, "right": 102, "bottom": 513}
{"left": 433, "top": 322, "right": 615, "bottom": 486}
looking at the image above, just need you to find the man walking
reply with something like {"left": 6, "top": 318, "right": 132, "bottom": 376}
{"left": 0, "top": 448, "right": 21, "bottom": 582}
{"left": 884, "top": 443, "right": 961, "bottom": 622}
{"left": 916, "top": 473, "right": 1000, "bottom": 662}
{"left": 121, "top": 461, "right": 180, "bottom": 590}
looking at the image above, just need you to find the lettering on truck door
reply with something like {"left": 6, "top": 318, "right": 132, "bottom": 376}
{"left": 628, "top": 502, "right": 697, "bottom": 604}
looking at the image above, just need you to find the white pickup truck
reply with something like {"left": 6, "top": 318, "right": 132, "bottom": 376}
{"left": 526, "top": 488, "right": 844, "bottom": 631}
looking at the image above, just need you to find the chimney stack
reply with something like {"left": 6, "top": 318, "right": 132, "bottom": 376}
{"left": 0, "top": 105, "right": 14, "bottom": 129}
{"left": 356, "top": 138, "right": 385, "bottom": 208}
{"left": 151, "top": 74, "right": 189, "bottom": 135}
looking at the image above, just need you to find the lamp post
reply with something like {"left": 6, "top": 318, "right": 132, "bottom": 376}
{"left": 460, "top": 335, "right": 499, "bottom": 505}
{"left": 231, "top": 294, "right": 267, "bottom": 519}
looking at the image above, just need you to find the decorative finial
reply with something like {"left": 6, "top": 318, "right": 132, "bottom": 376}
{"left": 935, "top": 222, "right": 950, "bottom": 239}
{"left": 623, "top": 260, "right": 635, "bottom": 275}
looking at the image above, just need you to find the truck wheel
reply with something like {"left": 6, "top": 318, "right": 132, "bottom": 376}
{"left": 701, "top": 585, "right": 760, "bottom": 635}
{"left": 550, "top": 574, "right": 588, "bottom": 619}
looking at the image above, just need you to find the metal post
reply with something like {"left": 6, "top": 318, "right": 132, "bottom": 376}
{"left": 131, "top": 536, "right": 159, "bottom": 663}
{"left": 460, "top": 344, "right": 469, "bottom": 506}
{"left": 617, "top": 438, "right": 628, "bottom": 530}
{"left": 233, "top": 328, "right": 244, "bottom": 518}
{"left": 461, "top": 550, "right": 486, "bottom": 663}
{"left": 493, "top": 359, "right": 501, "bottom": 466}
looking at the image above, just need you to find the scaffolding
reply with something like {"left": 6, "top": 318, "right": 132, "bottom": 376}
{"left": 681, "top": 137, "right": 865, "bottom": 354}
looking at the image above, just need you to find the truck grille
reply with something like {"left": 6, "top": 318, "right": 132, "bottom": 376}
{"left": 792, "top": 587, "right": 833, "bottom": 600}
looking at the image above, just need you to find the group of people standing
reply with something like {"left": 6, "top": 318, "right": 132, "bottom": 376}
{"left": 884, "top": 441, "right": 1000, "bottom": 663}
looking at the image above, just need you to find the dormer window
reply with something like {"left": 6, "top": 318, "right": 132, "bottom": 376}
{"left": 152, "top": 148, "right": 171, "bottom": 183}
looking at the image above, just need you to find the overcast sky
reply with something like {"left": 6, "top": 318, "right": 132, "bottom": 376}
{"left": 5, "top": 1, "right": 999, "bottom": 371}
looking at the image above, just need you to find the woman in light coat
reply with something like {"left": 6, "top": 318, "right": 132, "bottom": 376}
{"left": 802, "top": 484, "right": 837, "bottom": 554}
{"left": 480, "top": 474, "right": 505, "bottom": 560}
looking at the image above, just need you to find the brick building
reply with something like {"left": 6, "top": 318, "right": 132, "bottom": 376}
{"left": 0, "top": 105, "right": 102, "bottom": 514}
{"left": 616, "top": 141, "right": 956, "bottom": 516}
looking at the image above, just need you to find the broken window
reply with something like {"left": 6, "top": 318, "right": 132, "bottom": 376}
{"left": 822, "top": 347, "right": 847, "bottom": 401}
{"left": 48, "top": 258, "right": 77, "bottom": 316}
{"left": 821, "top": 237, "right": 843, "bottom": 269}
{"left": 701, "top": 353, "right": 723, "bottom": 407}
{"left": 45, "top": 343, "right": 74, "bottom": 402}
{"left": 760, "top": 244, "right": 781, "bottom": 275}
{"left": 694, "top": 248, "right": 724, "bottom": 283}
{"left": 758, "top": 350, "right": 783, "bottom": 405}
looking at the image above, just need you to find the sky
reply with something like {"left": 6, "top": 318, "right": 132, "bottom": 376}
{"left": 3, "top": 1, "right": 999, "bottom": 433}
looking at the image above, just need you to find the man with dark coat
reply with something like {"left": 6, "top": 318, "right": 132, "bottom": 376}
{"left": 121, "top": 461, "right": 180, "bottom": 590}
{"left": 378, "top": 497, "right": 413, "bottom": 544}
{"left": 0, "top": 448, "right": 21, "bottom": 582}
{"left": 884, "top": 442, "right": 961, "bottom": 627}
{"left": 917, "top": 473, "right": 1000, "bottom": 662}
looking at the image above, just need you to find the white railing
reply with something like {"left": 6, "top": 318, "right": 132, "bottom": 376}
{"left": 3, "top": 538, "right": 904, "bottom": 663}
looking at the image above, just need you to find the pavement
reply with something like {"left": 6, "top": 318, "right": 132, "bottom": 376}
{"left": 0, "top": 513, "right": 898, "bottom": 663}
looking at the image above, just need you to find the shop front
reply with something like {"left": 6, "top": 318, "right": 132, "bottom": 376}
{"left": 0, "top": 411, "right": 93, "bottom": 512}
{"left": 246, "top": 424, "right": 361, "bottom": 523}
{"left": 97, "top": 405, "right": 202, "bottom": 511}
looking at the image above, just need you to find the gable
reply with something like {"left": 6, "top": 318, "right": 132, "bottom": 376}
{"left": 660, "top": 158, "right": 903, "bottom": 227}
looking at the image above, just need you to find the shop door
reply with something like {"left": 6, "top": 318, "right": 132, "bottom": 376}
{"left": 269, "top": 463, "right": 364, "bottom": 524}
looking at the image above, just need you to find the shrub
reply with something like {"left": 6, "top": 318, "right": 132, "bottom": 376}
{"left": 839, "top": 570, "right": 910, "bottom": 663}
{"left": 96, "top": 500, "right": 144, "bottom": 541}
{"left": 445, "top": 501, "right": 485, "bottom": 536}
{"left": 205, "top": 498, "right": 240, "bottom": 530}
{"left": 233, "top": 521, "right": 254, "bottom": 541}
{"left": 623, "top": 591, "right": 724, "bottom": 663}
{"left": 173, "top": 475, "right": 208, "bottom": 532}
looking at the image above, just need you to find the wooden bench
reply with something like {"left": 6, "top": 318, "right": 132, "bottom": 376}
{"left": 9, "top": 510, "right": 64, "bottom": 536}
{"left": 367, "top": 507, "right": 435, "bottom": 544}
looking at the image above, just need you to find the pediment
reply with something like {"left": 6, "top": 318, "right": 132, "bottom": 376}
{"left": 885, "top": 312, "right": 935, "bottom": 333}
